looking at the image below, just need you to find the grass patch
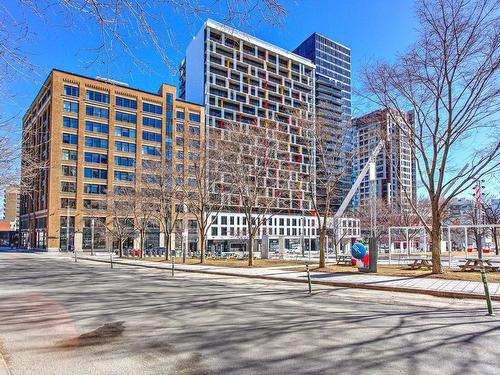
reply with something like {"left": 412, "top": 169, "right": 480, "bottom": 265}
{"left": 312, "top": 265, "right": 500, "bottom": 282}
{"left": 120, "top": 256, "right": 500, "bottom": 282}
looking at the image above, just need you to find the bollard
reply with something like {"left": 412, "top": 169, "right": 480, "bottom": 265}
{"left": 480, "top": 265, "right": 494, "bottom": 316}
{"left": 171, "top": 256, "right": 175, "bottom": 277}
{"left": 306, "top": 264, "right": 312, "bottom": 294}
{"left": 110, "top": 251, "right": 114, "bottom": 269}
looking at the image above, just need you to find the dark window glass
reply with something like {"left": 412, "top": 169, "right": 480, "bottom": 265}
{"left": 115, "top": 111, "right": 137, "bottom": 124}
{"left": 85, "top": 136, "right": 108, "bottom": 149}
{"left": 143, "top": 102, "right": 162, "bottom": 115}
{"left": 63, "top": 117, "right": 78, "bottom": 129}
{"left": 86, "top": 90, "right": 110, "bottom": 103}
{"left": 62, "top": 133, "right": 78, "bottom": 145}
{"left": 64, "top": 85, "right": 79, "bottom": 97}
{"left": 116, "top": 96, "right": 137, "bottom": 109}
{"left": 86, "top": 105, "right": 109, "bottom": 119}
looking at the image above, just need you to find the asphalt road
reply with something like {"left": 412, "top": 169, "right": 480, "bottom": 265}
{"left": 0, "top": 253, "right": 499, "bottom": 375}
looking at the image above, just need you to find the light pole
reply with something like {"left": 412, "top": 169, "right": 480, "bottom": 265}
{"left": 91, "top": 218, "right": 95, "bottom": 256}
{"left": 301, "top": 211, "right": 305, "bottom": 257}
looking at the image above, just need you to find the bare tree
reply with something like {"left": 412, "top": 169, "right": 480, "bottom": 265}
{"left": 142, "top": 159, "right": 182, "bottom": 260}
{"left": 1, "top": 1, "right": 286, "bottom": 86}
{"left": 218, "top": 122, "right": 279, "bottom": 266}
{"left": 106, "top": 188, "right": 136, "bottom": 257}
{"left": 362, "top": 0, "right": 500, "bottom": 273}
{"left": 183, "top": 132, "right": 228, "bottom": 264}
{"left": 304, "top": 114, "right": 353, "bottom": 268}
{"left": 130, "top": 185, "right": 158, "bottom": 258}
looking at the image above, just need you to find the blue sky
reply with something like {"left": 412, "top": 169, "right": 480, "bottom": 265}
{"left": 1, "top": 0, "right": 417, "bottom": 128}
{"left": 0, "top": 0, "right": 496, "bottom": 211}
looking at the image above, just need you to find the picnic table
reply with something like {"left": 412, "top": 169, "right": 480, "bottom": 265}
{"left": 336, "top": 255, "right": 353, "bottom": 266}
{"left": 407, "top": 257, "right": 433, "bottom": 270}
{"left": 459, "top": 258, "right": 499, "bottom": 272}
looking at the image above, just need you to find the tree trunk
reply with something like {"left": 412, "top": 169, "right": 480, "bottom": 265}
{"left": 248, "top": 234, "right": 254, "bottom": 266}
{"left": 430, "top": 206, "right": 442, "bottom": 273}
{"left": 494, "top": 229, "right": 499, "bottom": 256}
{"left": 140, "top": 230, "right": 144, "bottom": 259}
{"left": 200, "top": 232, "right": 206, "bottom": 264}
{"left": 319, "top": 229, "right": 326, "bottom": 268}
{"left": 119, "top": 240, "right": 123, "bottom": 258}
{"left": 164, "top": 231, "right": 170, "bottom": 261}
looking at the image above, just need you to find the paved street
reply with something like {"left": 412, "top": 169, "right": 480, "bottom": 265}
{"left": 1, "top": 253, "right": 500, "bottom": 374}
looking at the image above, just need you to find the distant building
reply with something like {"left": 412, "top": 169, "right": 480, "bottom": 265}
{"left": 352, "top": 109, "right": 416, "bottom": 209}
{"left": 0, "top": 185, "right": 20, "bottom": 246}
{"left": 2, "top": 185, "right": 19, "bottom": 230}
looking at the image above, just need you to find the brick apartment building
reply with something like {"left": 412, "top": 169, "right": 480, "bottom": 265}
{"left": 20, "top": 69, "right": 204, "bottom": 251}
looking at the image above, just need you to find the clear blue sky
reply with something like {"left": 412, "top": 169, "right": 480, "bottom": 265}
{"left": 1, "top": 0, "right": 495, "bottom": 207}
{"left": 1, "top": 0, "right": 417, "bottom": 128}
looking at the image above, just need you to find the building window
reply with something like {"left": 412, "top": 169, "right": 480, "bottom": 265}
{"left": 63, "top": 85, "right": 79, "bottom": 97}
{"left": 115, "top": 126, "right": 136, "bottom": 138}
{"left": 116, "top": 96, "right": 137, "bottom": 109}
{"left": 63, "top": 101, "right": 79, "bottom": 113}
{"left": 142, "top": 131, "right": 161, "bottom": 143}
{"left": 84, "top": 152, "right": 108, "bottom": 164}
{"left": 189, "top": 126, "right": 200, "bottom": 135}
{"left": 176, "top": 110, "right": 184, "bottom": 119}
{"left": 61, "top": 165, "right": 77, "bottom": 177}
{"left": 86, "top": 90, "right": 109, "bottom": 103}
{"left": 86, "top": 105, "right": 109, "bottom": 118}
{"left": 211, "top": 227, "right": 218, "bottom": 236}
{"left": 62, "top": 133, "right": 78, "bottom": 145}
{"left": 115, "top": 141, "right": 136, "bottom": 153}
{"left": 189, "top": 113, "right": 201, "bottom": 123}
{"left": 176, "top": 123, "right": 184, "bottom": 132}
{"left": 83, "top": 199, "right": 107, "bottom": 210}
{"left": 143, "top": 102, "right": 162, "bottom": 115}
{"left": 176, "top": 137, "right": 183, "bottom": 146}
{"left": 63, "top": 116, "right": 78, "bottom": 129}
{"left": 142, "top": 116, "right": 162, "bottom": 129}
{"left": 115, "top": 111, "right": 137, "bottom": 124}
{"left": 85, "top": 120, "right": 109, "bottom": 134}
{"left": 83, "top": 183, "right": 107, "bottom": 194}
{"left": 142, "top": 145, "right": 160, "bottom": 156}
{"left": 61, "top": 198, "right": 76, "bottom": 209}
{"left": 61, "top": 181, "right": 76, "bottom": 192}
{"left": 114, "top": 156, "right": 135, "bottom": 167}
{"left": 85, "top": 136, "right": 108, "bottom": 149}
{"left": 62, "top": 149, "right": 78, "bottom": 161}
{"left": 84, "top": 167, "right": 107, "bottom": 179}
{"left": 114, "top": 170, "right": 135, "bottom": 182}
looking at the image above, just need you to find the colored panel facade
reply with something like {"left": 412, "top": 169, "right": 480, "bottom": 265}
{"left": 181, "top": 19, "right": 316, "bottom": 215}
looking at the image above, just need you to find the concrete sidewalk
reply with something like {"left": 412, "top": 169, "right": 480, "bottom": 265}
{"left": 80, "top": 255, "right": 500, "bottom": 301}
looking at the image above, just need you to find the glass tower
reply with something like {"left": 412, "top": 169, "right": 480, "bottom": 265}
{"left": 294, "top": 33, "right": 352, "bottom": 210}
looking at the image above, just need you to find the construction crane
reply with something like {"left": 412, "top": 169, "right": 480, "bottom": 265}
{"left": 334, "top": 140, "right": 385, "bottom": 219}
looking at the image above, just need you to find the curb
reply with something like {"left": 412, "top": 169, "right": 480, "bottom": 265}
{"left": 79, "top": 257, "right": 499, "bottom": 302}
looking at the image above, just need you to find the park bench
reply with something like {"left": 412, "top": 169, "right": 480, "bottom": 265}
{"left": 459, "top": 258, "right": 499, "bottom": 272}
{"left": 407, "top": 257, "right": 433, "bottom": 270}
{"left": 337, "top": 255, "right": 353, "bottom": 266}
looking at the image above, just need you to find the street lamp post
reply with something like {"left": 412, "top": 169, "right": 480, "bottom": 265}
{"left": 91, "top": 218, "right": 95, "bottom": 256}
